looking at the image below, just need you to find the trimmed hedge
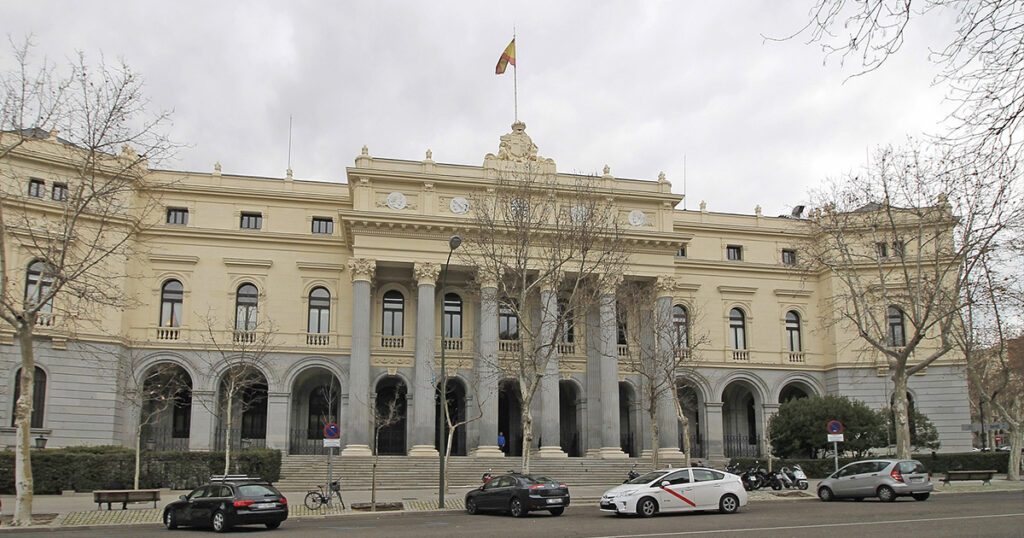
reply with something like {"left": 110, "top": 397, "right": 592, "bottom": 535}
{"left": 729, "top": 451, "right": 1010, "bottom": 478}
{"left": 0, "top": 447, "right": 281, "bottom": 494}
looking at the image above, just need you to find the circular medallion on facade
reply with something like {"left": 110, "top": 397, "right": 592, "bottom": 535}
{"left": 570, "top": 205, "right": 589, "bottom": 224}
{"left": 386, "top": 191, "right": 407, "bottom": 210}
{"left": 628, "top": 209, "right": 647, "bottom": 227}
{"left": 449, "top": 196, "right": 469, "bottom": 215}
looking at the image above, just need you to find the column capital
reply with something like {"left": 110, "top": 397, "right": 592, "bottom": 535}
{"left": 348, "top": 258, "right": 376, "bottom": 282}
{"left": 600, "top": 273, "right": 624, "bottom": 295}
{"left": 538, "top": 276, "right": 558, "bottom": 293}
{"left": 477, "top": 266, "right": 501, "bottom": 289}
{"left": 655, "top": 275, "right": 676, "bottom": 298}
{"left": 413, "top": 262, "right": 441, "bottom": 286}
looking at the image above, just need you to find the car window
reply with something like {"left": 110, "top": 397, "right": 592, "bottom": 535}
{"left": 692, "top": 469, "right": 721, "bottom": 482}
{"left": 872, "top": 462, "right": 893, "bottom": 473}
{"left": 187, "top": 486, "right": 208, "bottom": 500}
{"left": 496, "top": 476, "right": 515, "bottom": 488}
{"left": 837, "top": 463, "right": 864, "bottom": 477}
{"left": 212, "top": 485, "right": 232, "bottom": 497}
{"left": 238, "top": 484, "right": 278, "bottom": 497}
{"left": 662, "top": 470, "right": 690, "bottom": 485}
{"left": 629, "top": 471, "right": 668, "bottom": 485}
{"left": 522, "top": 475, "right": 557, "bottom": 485}
{"left": 898, "top": 461, "right": 925, "bottom": 474}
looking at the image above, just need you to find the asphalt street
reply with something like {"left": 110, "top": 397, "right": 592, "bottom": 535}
{"left": 2, "top": 490, "right": 1021, "bottom": 537}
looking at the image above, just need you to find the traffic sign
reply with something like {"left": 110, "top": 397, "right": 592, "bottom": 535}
{"left": 826, "top": 420, "right": 844, "bottom": 434}
{"left": 827, "top": 433, "right": 844, "bottom": 443}
{"left": 324, "top": 422, "right": 341, "bottom": 439}
{"left": 323, "top": 438, "right": 341, "bottom": 448}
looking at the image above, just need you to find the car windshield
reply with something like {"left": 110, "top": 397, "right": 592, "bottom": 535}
{"left": 238, "top": 484, "right": 279, "bottom": 498}
{"left": 522, "top": 475, "right": 558, "bottom": 485}
{"left": 626, "top": 471, "right": 667, "bottom": 485}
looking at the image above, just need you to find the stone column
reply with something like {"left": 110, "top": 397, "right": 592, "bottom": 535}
{"left": 188, "top": 390, "right": 215, "bottom": 451}
{"left": 472, "top": 270, "right": 504, "bottom": 457}
{"left": 265, "top": 392, "right": 289, "bottom": 451}
{"left": 705, "top": 401, "right": 725, "bottom": 460}
{"left": 410, "top": 262, "right": 440, "bottom": 456}
{"left": 762, "top": 402, "right": 780, "bottom": 459}
{"left": 343, "top": 258, "right": 375, "bottom": 456}
{"left": 598, "top": 280, "right": 627, "bottom": 458}
{"left": 537, "top": 285, "right": 567, "bottom": 458}
{"left": 655, "top": 282, "right": 683, "bottom": 460}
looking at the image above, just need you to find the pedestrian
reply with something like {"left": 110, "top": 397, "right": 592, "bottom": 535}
{"left": 498, "top": 431, "right": 506, "bottom": 455}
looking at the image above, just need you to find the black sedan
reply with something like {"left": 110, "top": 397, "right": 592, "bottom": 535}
{"left": 163, "top": 477, "right": 288, "bottom": 532}
{"left": 465, "top": 472, "right": 570, "bottom": 517}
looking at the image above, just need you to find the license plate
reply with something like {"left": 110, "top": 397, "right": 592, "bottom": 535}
{"left": 910, "top": 478, "right": 922, "bottom": 483}
{"left": 254, "top": 502, "right": 276, "bottom": 509}
{"left": 547, "top": 498, "right": 562, "bottom": 504}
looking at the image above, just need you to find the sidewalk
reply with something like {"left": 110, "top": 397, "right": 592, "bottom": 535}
{"left": 1, "top": 476, "right": 1022, "bottom": 529}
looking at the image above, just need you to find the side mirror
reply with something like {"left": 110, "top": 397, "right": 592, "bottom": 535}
{"left": 179, "top": 495, "right": 187, "bottom": 501}
{"left": 661, "top": 481, "right": 670, "bottom": 487}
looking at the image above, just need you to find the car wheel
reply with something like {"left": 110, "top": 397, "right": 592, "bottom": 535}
{"left": 877, "top": 485, "right": 896, "bottom": 503}
{"left": 211, "top": 510, "right": 230, "bottom": 533}
{"left": 265, "top": 521, "right": 281, "bottom": 529}
{"left": 912, "top": 493, "right": 930, "bottom": 501}
{"left": 466, "top": 498, "right": 479, "bottom": 515}
{"left": 719, "top": 494, "right": 739, "bottom": 514}
{"left": 163, "top": 510, "right": 177, "bottom": 530}
{"left": 818, "top": 487, "right": 834, "bottom": 502}
{"left": 637, "top": 497, "right": 657, "bottom": 518}
{"left": 548, "top": 507, "right": 565, "bottom": 516}
{"left": 509, "top": 497, "right": 527, "bottom": 518}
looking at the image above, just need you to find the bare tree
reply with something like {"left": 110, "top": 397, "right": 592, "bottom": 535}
{"left": 369, "top": 387, "right": 404, "bottom": 511}
{"left": 195, "top": 315, "right": 278, "bottom": 476}
{"left": 440, "top": 382, "right": 484, "bottom": 493}
{"left": 0, "top": 40, "right": 172, "bottom": 526}
{"left": 462, "top": 157, "right": 630, "bottom": 472}
{"left": 802, "top": 140, "right": 1023, "bottom": 458}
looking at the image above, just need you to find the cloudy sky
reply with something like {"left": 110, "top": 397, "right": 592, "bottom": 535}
{"left": 3, "top": 1, "right": 957, "bottom": 215}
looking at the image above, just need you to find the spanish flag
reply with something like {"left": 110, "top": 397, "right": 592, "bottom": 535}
{"left": 495, "top": 39, "right": 516, "bottom": 75}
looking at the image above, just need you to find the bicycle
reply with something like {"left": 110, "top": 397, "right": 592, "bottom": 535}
{"left": 304, "top": 480, "right": 345, "bottom": 510}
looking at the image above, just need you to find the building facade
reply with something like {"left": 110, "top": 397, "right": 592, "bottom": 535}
{"left": 0, "top": 124, "right": 973, "bottom": 458}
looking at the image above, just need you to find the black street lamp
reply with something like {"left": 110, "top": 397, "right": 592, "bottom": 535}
{"left": 438, "top": 234, "right": 461, "bottom": 509}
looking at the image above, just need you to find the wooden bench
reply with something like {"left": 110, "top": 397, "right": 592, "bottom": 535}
{"left": 941, "top": 470, "right": 997, "bottom": 486}
{"left": 93, "top": 489, "right": 161, "bottom": 510}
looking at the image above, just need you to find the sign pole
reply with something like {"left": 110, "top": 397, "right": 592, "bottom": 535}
{"left": 833, "top": 441, "right": 838, "bottom": 473}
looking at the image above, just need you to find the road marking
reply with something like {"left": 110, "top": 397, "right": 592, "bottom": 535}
{"left": 660, "top": 487, "right": 696, "bottom": 507}
{"left": 587, "top": 512, "right": 1024, "bottom": 537}
{"left": 423, "top": 521, "right": 450, "bottom": 526}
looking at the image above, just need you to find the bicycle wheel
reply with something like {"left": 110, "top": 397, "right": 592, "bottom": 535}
{"left": 304, "top": 491, "right": 325, "bottom": 510}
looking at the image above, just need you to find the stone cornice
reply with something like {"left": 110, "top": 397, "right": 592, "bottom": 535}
{"left": 773, "top": 288, "right": 813, "bottom": 298}
{"left": 222, "top": 258, "right": 273, "bottom": 268}
{"left": 148, "top": 254, "right": 199, "bottom": 265}
{"left": 717, "top": 285, "right": 757, "bottom": 295}
{"left": 295, "top": 261, "right": 346, "bottom": 272}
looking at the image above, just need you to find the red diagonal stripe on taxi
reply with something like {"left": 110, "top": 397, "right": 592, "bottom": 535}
{"left": 660, "top": 487, "right": 696, "bottom": 507}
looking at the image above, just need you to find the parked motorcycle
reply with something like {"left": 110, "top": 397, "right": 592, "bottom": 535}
{"left": 784, "top": 464, "right": 809, "bottom": 490}
{"left": 623, "top": 463, "right": 640, "bottom": 483}
{"left": 771, "top": 468, "right": 793, "bottom": 490}
{"left": 740, "top": 463, "right": 763, "bottom": 491}
{"left": 481, "top": 468, "right": 494, "bottom": 484}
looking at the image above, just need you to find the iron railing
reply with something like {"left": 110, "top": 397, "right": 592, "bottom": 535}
{"left": 724, "top": 434, "right": 760, "bottom": 458}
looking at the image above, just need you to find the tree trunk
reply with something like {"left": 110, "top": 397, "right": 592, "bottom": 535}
{"left": 680, "top": 415, "right": 692, "bottom": 468}
{"left": 13, "top": 328, "right": 36, "bottom": 526}
{"left": 223, "top": 395, "right": 233, "bottom": 476}
{"left": 649, "top": 406, "right": 660, "bottom": 469}
{"left": 134, "top": 422, "right": 142, "bottom": 490}
{"left": 1008, "top": 424, "right": 1022, "bottom": 481}
{"left": 520, "top": 410, "right": 533, "bottom": 473}
{"left": 891, "top": 366, "right": 912, "bottom": 459}
{"left": 445, "top": 425, "right": 456, "bottom": 492}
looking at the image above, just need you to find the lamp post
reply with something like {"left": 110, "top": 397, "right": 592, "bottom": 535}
{"left": 438, "top": 234, "right": 461, "bottom": 509}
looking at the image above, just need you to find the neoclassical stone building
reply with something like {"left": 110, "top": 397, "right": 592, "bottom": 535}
{"left": 0, "top": 124, "right": 972, "bottom": 459}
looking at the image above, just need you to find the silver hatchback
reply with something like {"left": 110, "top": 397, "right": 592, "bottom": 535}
{"left": 817, "top": 459, "right": 933, "bottom": 502}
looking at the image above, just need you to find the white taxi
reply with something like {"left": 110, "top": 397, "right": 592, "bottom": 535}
{"left": 600, "top": 467, "right": 748, "bottom": 517}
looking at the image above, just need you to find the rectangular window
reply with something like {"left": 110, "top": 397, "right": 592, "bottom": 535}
{"left": 166, "top": 207, "right": 189, "bottom": 225}
{"left": 51, "top": 183, "right": 67, "bottom": 202}
{"left": 876, "top": 242, "right": 888, "bottom": 258}
{"left": 727, "top": 245, "right": 742, "bottom": 261}
{"left": 782, "top": 249, "right": 796, "bottom": 265}
{"left": 240, "top": 212, "right": 262, "bottom": 230}
{"left": 28, "top": 178, "right": 45, "bottom": 198}
{"left": 892, "top": 240, "right": 904, "bottom": 258}
{"left": 675, "top": 247, "right": 686, "bottom": 257}
{"left": 311, "top": 217, "right": 334, "bottom": 235}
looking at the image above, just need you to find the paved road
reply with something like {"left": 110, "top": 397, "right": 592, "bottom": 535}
{"left": 3, "top": 491, "right": 1022, "bottom": 537}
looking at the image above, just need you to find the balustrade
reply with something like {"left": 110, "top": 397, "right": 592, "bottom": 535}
{"left": 787, "top": 351, "right": 805, "bottom": 363}
{"left": 306, "top": 333, "right": 331, "bottom": 346}
{"left": 156, "top": 327, "right": 181, "bottom": 341}
{"left": 731, "top": 350, "right": 749, "bottom": 361}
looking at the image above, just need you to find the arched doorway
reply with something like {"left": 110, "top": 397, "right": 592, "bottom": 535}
{"left": 374, "top": 376, "right": 408, "bottom": 455}
{"left": 779, "top": 381, "right": 814, "bottom": 403}
{"left": 289, "top": 367, "right": 342, "bottom": 454}
{"left": 139, "top": 363, "right": 193, "bottom": 451}
{"left": 559, "top": 380, "right": 582, "bottom": 457}
{"left": 722, "top": 380, "right": 761, "bottom": 458}
{"left": 677, "top": 381, "right": 704, "bottom": 458}
{"left": 435, "top": 378, "right": 467, "bottom": 456}
{"left": 498, "top": 379, "right": 522, "bottom": 456}
{"left": 619, "top": 382, "right": 638, "bottom": 457}
{"left": 215, "top": 366, "right": 268, "bottom": 451}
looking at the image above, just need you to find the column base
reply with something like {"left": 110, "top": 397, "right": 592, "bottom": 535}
{"left": 471, "top": 445, "right": 505, "bottom": 457}
{"left": 657, "top": 448, "right": 686, "bottom": 460}
{"left": 341, "top": 444, "right": 372, "bottom": 456}
{"left": 536, "top": 446, "right": 568, "bottom": 458}
{"left": 408, "top": 445, "right": 439, "bottom": 457}
{"left": 598, "top": 447, "right": 629, "bottom": 459}
{"left": 585, "top": 448, "right": 602, "bottom": 458}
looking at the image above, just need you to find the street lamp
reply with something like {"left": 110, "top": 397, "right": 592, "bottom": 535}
{"left": 438, "top": 234, "right": 461, "bottom": 509}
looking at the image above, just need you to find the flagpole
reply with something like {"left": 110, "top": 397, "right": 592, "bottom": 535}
{"left": 513, "top": 29, "right": 518, "bottom": 122}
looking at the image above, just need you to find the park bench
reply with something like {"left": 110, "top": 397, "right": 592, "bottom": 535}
{"left": 940, "top": 470, "right": 997, "bottom": 486}
{"left": 93, "top": 489, "right": 161, "bottom": 510}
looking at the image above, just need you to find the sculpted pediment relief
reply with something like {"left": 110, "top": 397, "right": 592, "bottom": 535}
{"left": 484, "top": 121, "right": 555, "bottom": 168}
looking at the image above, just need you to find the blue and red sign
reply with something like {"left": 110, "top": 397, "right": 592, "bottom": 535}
{"left": 826, "top": 420, "right": 844, "bottom": 434}
{"left": 323, "top": 423, "right": 341, "bottom": 439}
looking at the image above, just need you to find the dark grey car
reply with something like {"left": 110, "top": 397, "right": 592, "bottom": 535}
{"left": 817, "top": 459, "right": 933, "bottom": 502}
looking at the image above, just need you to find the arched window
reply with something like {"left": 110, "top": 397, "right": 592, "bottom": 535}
{"left": 558, "top": 298, "right": 574, "bottom": 343}
{"left": 382, "top": 290, "right": 404, "bottom": 336}
{"left": 785, "top": 311, "right": 802, "bottom": 352}
{"left": 235, "top": 283, "right": 259, "bottom": 331}
{"left": 160, "top": 280, "right": 184, "bottom": 327}
{"left": 887, "top": 306, "right": 906, "bottom": 347}
{"left": 443, "top": 293, "right": 462, "bottom": 339}
{"left": 499, "top": 300, "right": 519, "bottom": 340}
{"left": 25, "top": 261, "right": 53, "bottom": 312}
{"left": 11, "top": 367, "right": 46, "bottom": 428}
{"left": 729, "top": 308, "right": 746, "bottom": 350}
{"left": 673, "top": 305, "right": 689, "bottom": 348}
{"left": 308, "top": 287, "right": 330, "bottom": 334}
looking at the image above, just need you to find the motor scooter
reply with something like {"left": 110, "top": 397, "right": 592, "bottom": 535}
{"left": 481, "top": 468, "right": 494, "bottom": 484}
{"left": 785, "top": 464, "right": 809, "bottom": 490}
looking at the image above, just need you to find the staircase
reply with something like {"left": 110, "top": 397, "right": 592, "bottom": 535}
{"left": 276, "top": 454, "right": 677, "bottom": 492}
